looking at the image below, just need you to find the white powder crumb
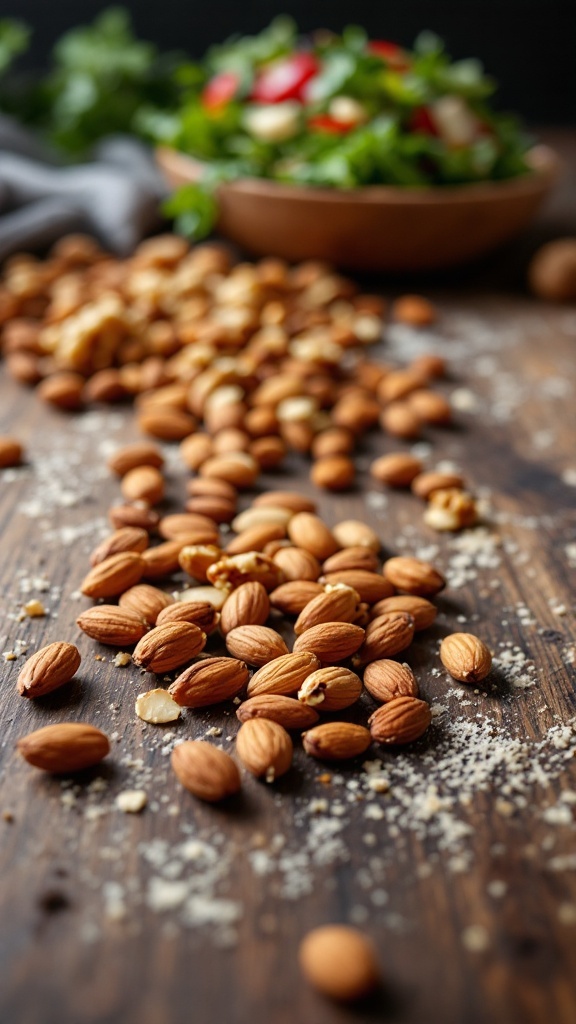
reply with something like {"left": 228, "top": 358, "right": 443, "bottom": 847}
{"left": 450, "top": 388, "right": 480, "bottom": 412}
{"left": 364, "top": 804, "right": 385, "bottom": 820}
{"left": 461, "top": 924, "right": 490, "bottom": 952}
{"left": 366, "top": 776, "right": 390, "bottom": 794}
{"left": 487, "top": 880, "right": 507, "bottom": 899}
{"left": 204, "top": 727, "right": 223, "bottom": 738}
{"left": 116, "top": 790, "right": 147, "bottom": 814}
{"left": 308, "top": 798, "right": 329, "bottom": 814}
{"left": 349, "top": 905, "right": 369, "bottom": 924}
{"left": 561, "top": 469, "right": 576, "bottom": 487}
{"left": 495, "top": 799, "right": 515, "bottom": 818}
{"left": 103, "top": 882, "right": 127, "bottom": 922}
{"left": 558, "top": 903, "right": 576, "bottom": 925}
{"left": 365, "top": 492, "right": 388, "bottom": 510}
{"left": 113, "top": 652, "right": 132, "bottom": 667}
{"left": 22, "top": 599, "right": 46, "bottom": 618}
{"left": 542, "top": 804, "right": 573, "bottom": 826}
{"left": 565, "top": 543, "right": 576, "bottom": 568}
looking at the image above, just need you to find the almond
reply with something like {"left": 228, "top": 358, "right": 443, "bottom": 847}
{"left": 156, "top": 601, "right": 220, "bottom": 633}
{"left": 269, "top": 580, "right": 324, "bottom": 615}
{"left": 179, "top": 432, "right": 213, "bottom": 470}
{"left": 0, "top": 436, "right": 23, "bottom": 468}
{"left": 159, "top": 512, "right": 219, "bottom": 541}
{"left": 171, "top": 740, "right": 241, "bottom": 802}
{"left": 235, "top": 719, "right": 293, "bottom": 781}
{"left": 247, "top": 651, "right": 321, "bottom": 698}
{"left": 392, "top": 294, "right": 437, "bottom": 326}
{"left": 17, "top": 723, "right": 109, "bottom": 772}
{"left": 302, "top": 722, "right": 372, "bottom": 761}
{"left": 287, "top": 512, "right": 339, "bottom": 560}
{"left": 311, "top": 427, "right": 355, "bottom": 459}
{"left": 77, "top": 605, "right": 148, "bottom": 646}
{"left": 272, "top": 546, "right": 321, "bottom": 582}
{"left": 380, "top": 401, "right": 421, "bottom": 439}
{"left": 377, "top": 368, "right": 424, "bottom": 403}
{"left": 178, "top": 544, "right": 222, "bottom": 581}
{"left": 408, "top": 389, "right": 452, "bottom": 425}
{"left": 231, "top": 506, "right": 293, "bottom": 532}
{"left": 370, "top": 451, "right": 423, "bottom": 488}
{"left": 383, "top": 556, "right": 445, "bottom": 597}
{"left": 411, "top": 471, "right": 465, "bottom": 500}
{"left": 107, "top": 442, "right": 164, "bottom": 477}
{"left": 294, "top": 585, "right": 360, "bottom": 635}
{"left": 38, "top": 371, "right": 84, "bottom": 410}
{"left": 199, "top": 452, "right": 259, "bottom": 489}
{"left": 293, "top": 622, "right": 365, "bottom": 662}
{"left": 178, "top": 585, "right": 226, "bottom": 609}
{"left": 89, "top": 527, "right": 149, "bottom": 567}
{"left": 169, "top": 656, "right": 248, "bottom": 707}
{"left": 363, "top": 660, "right": 419, "bottom": 703}
{"left": 186, "top": 477, "right": 238, "bottom": 502}
{"left": 80, "top": 551, "right": 145, "bottom": 599}
{"left": 332, "top": 520, "right": 380, "bottom": 552}
{"left": 352, "top": 612, "right": 415, "bottom": 666}
{"left": 138, "top": 406, "right": 196, "bottom": 441}
{"left": 135, "top": 688, "right": 181, "bottom": 724}
{"left": 439, "top": 632, "right": 492, "bottom": 683}
{"left": 220, "top": 581, "right": 270, "bottom": 634}
{"left": 320, "top": 570, "right": 394, "bottom": 605}
{"left": 310, "top": 455, "right": 355, "bottom": 491}
{"left": 207, "top": 551, "right": 284, "bottom": 593}
{"left": 141, "top": 540, "right": 185, "bottom": 578}
{"left": 119, "top": 584, "right": 174, "bottom": 625}
{"left": 133, "top": 621, "right": 206, "bottom": 673}
{"left": 120, "top": 465, "right": 165, "bottom": 506}
{"left": 236, "top": 694, "right": 319, "bottom": 730}
{"left": 252, "top": 491, "right": 316, "bottom": 513}
{"left": 298, "top": 666, "right": 362, "bottom": 711}
{"left": 423, "top": 489, "right": 478, "bottom": 532}
{"left": 368, "top": 695, "right": 431, "bottom": 744}
{"left": 226, "top": 523, "right": 286, "bottom": 556}
{"left": 108, "top": 504, "right": 160, "bottom": 533}
{"left": 17, "top": 642, "right": 81, "bottom": 698}
{"left": 299, "top": 925, "right": 380, "bottom": 1002}
{"left": 185, "top": 494, "right": 236, "bottom": 523}
{"left": 225, "top": 625, "right": 289, "bottom": 666}
{"left": 322, "top": 547, "right": 379, "bottom": 574}
{"left": 370, "top": 594, "right": 437, "bottom": 631}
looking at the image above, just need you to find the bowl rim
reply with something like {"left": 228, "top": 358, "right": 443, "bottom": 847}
{"left": 157, "top": 143, "right": 560, "bottom": 206}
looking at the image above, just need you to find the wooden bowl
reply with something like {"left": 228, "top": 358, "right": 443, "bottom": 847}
{"left": 157, "top": 144, "right": 560, "bottom": 272}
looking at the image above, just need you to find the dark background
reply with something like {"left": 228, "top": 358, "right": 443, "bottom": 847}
{"left": 6, "top": 0, "right": 576, "bottom": 125}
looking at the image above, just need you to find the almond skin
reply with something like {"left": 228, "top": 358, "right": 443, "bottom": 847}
{"left": 299, "top": 925, "right": 380, "bottom": 1002}
{"left": 382, "top": 556, "right": 445, "bottom": 597}
{"left": 80, "top": 551, "right": 145, "bottom": 599}
{"left": 352, "top": 612, "right": 415, "bottom": 666}
{"left": 320, "top": 570, "right": 394, "bottom": 605}
{"left": 369, "top": 696, "right": 431, "bottom": 745}
{"left": 156, "top": 601, "right": 220, "bottom": 634}
{"left": 293, "top": 622, "right": 365, "bottom": 663}
{"left": 171, "top": 741, "right": 241, "bottom": 802}
{"left": 235, "top": 718, "right": 293, "bottom": 781}
{"left": 287, "top": 512, "right": 339, "bottom": 561}
{"left": 119, "top": 584, "right": 174, "bottom": 625}
{"left": 269, "top": 580, "right": 324, "bottom": 615}
{"left": 440, "top": 632, "right": 492, "bottom": 683}
{"left": 294, "top": 586, "right": 360, "bottom": 636}
{"left": 169, "top": 657, "right": 248, "bottom": 707}
{"left": 225, "top": 625, "right": 289, "bottom": 666}
{"left": 298, "top": 666, "right": 363, "bottom": 712}
{"left": 236, "top": 694, "right": 319, "bottom": 730}
{"left": 220, "top": 581, "right": 270, "bottom": 635}
{"left": 302, "top": 722, "right": 372, "bottom": 761}
{"left": 363, "top": 661, "right": 419, "bottom": 703}
{"left": 133, "top": 621, "right": 206, "bottom": 673}
{"left": 17, "top": 642, "right": 81, "bottom": 698}
{"left": 89, "top": 527, "right": 149, "bottom": 567}
{"left": 17, "top": 723, "right": 110, "bottom": 772}
{"left": 370, "top": 595, "right": 437, "bottom": 631}
{"left": 247, "top": 651, "right": 321, "bottom": 698}
{"left": 76, "top": 606, "right": 148, "bottom": 646}
{"left": 322, "top": 547, "right": 379, "bottom": 574}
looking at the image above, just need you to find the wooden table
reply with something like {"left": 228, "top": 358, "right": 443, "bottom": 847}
{"left": 0, "top": 130, "right": 575, "bottom": 1024}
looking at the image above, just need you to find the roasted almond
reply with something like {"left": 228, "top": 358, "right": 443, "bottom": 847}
{"left": 294, "top": 585, "right": 360, "bottom": 635}
{"left": 225, "top": 625, "right": 289, "bottom": 666}
{"left": 156, "top": 601, "right": 220, "bottom": 633}
{"left": 220, "top": 581, "right": 270, "bottom": 635}
{"left": 269, "top": 580, "right": 324, "bottom": 615}
{"left": 423, "top": 488, "right": 478, "bottom": 532}
{"left": 133, "top": 621, "right": 206, "bottom": 673}
{"left": 235, "top": 718, "right": 293, "bottom": 781}
{"left": 439, "top": 632, "right": 492, "bottom": 683}
{"left": 392, "top": 294, "right": 437, "bottom": 326}
{"left": 120, "top": 465, "right": 165, "bottom": 506}
{"left": 370, "top": 452, "right": 423, "bottom": 487}
{"left": 38, "top": 371, "right": 84, "bottom": 410}
{"left": 171, "top": 740, "right": 241, "bottom": 802}
{"left": 299, "top": 925, "right": 380, "bottom": 1002}
{"left": 320, "top": 570, "right": 394, "bottom": 605}
{"left": 236, "top": 694, "right": 319, "bottom": 730}
{"left": 199, "top": 452, "right": 259, "bottom": 489}
{"left": 108, "top": 504, "right": 160, "bottom": 533}
{"left": 272, "top": 546, "right": 321, "bottom": 582}
{"left": 369, "top": 695, "right": 431, "bottom": 744}
{"left": 293, "top": 622, "right": 365, "bottom": 662}
{"left": 0, "top": 436, "right": 23, "bottom": 468}
{"left": 408, "top": 389, "right": 452, "bottom": 425}
{"left": 178, "top": 544, "right": 222, "bottom": 581}
{"left": 141, "top": 540, "right": 185, "bottom": 578}
{"left": 89, "top": 527, "right": 149, "bottom": 567}
{"left": 352, "top": 612, "right": 415, "bottom": 666}
{"left": 411, "top": 470, "right": 465, "bottom": 500}
{"left": 370, "top": 594, "right": 437, "bottom": 631}
{"left": 186, "top": 476, "right": 238, "bottom": 502}
{"left": 380, "top": 401, "right": 422, "bottom": 439}
{"left": 363, "top": 660, "right": 419, "bottom": 703}
{"left": 119, "top": 583, "right": 174, "bottom": 625}
{"left": 226, "top": 523, "right": 286, "bottom": 556}
{"left": 77, "top": 605, "right": 148, "bottom": 646}
{"left": 232, "top": 506, "right": 293, "bottom": 532}
{"left": 310, "top": 455, "right": 355, "bottom": 491}
{"left": 383, "top": 556, "right": 445, "bottom": 597}
{"left": 107, "top": 442, "right": 164, "bottom": 477}
{"left": 80, "top": 552, "right": 145, "bottom": 599}
{"left": 252, "top": 491, "right": 316, "bottom": 513}
{"left": 17, "top": 723, "right": 109, "bottom": 772}
{"left": 302, "top": 722, "right": 372, "bottom": 761}
{"left": 17, "top": 642, "right": 81, "bottom": 698}
{"left": 287, "top": 512, "right": 339, "bottom": 561}
{"left": 247, "top": 651, "right": 321, "bottom": 698}
{"left": 169, "top": 656, "right": 248, "bottom": 707}
{"left": 332, "top": 520, "right": 380, "bottom": 552}
{"left": 159, "top": 512, "right": 219, "bottom": 541}
{"left": 298, "top": 666, "right": 363, "bottom": 711}
{"left": 185, "top": 494, "right": 237, "bottom": 523}
{"left": 179, "top": 432, "right": 213, "bottom": 470}
{"left": 322, "top": 547, "right": 379, "bottom": 574}
{"left": 138, "top": 406, "right": 196, "bottom": 441}
{"left": 207, "top": 551, "right": 284, "bottom": 593}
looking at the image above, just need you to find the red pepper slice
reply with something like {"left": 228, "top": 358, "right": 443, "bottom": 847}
{"left": 251, "top": 52, "right": 319, "bottom": 104}
{"left": 201, "top": 71, "right": 240, "bottom": 110}
{"left": 367, "top": 40, "right": 411, "bottom": 72}
{"left": 409, "top": 106, "right": 438, "bottom": 136}
{"left": 308, "top": 115, "right": 354, "bottom": 135}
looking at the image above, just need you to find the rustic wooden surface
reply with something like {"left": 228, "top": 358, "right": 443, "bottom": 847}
{"left": 0, "top": 129, "right": 575, "bottom": 1024}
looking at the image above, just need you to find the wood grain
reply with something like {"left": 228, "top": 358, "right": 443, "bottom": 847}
{"left": 0, "top": 130, "right": 575, "bottom": 1024}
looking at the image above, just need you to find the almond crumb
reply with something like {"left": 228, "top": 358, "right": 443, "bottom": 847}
{"left": 116, "top": 790, "right": 147, "bottom": 814}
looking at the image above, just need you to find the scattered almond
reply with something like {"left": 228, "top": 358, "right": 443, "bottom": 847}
{"left": 169, "top": 656, "right": 248, "bottom": 707}
{"left": 133, "top": 621, "right": 206, "bottom": 673}
{"left": 17, "top": 642, "right": 81, "bottom": 699}
{"left": 440, "top": 632, "right": 492, "bottom": 683}
{"left": 135, "top": 688, "right": 181, "bottom": 723}
{"left": 269, "top": 580, "right": 324, "bottom": 615}
{"left": 370, "top": 594, "right": 437, "bottom": 631}
{"left": 119, "top": 584, "right": 174, "bottom": 625}
{"left": 236, "top": 718, "right": 293, "bottom": 781}
{"left": 369, "top": 695, "right": 431, "bottom": 744}
{"left": 17, "top": 723, "right": 109, "bottom": 772}
{"left": 107, "top": 442, "right": 164, "bottom": 477}
{"left": 293, "top": 622, "right": 365, "bottom": 663}
{"left": 219, "top": 581, "right": 270, "bottom": 634}
{"left": 363, "top": 660, "right": 419, "bottom": 703}
{"left": 287, "top": 513, "right": 339, "bottom": 561}
{"left": 370, "top": 451, "right": 423, "bottom": 488}
{"left": 236, "top": 694, "right": 320, "bottom": 730}
{"left": 156, "top": 600, "right": 220, "bottom": 633}
{"left": 298, "top": 666, "right": 363, "bottom": 711}
{"left": 171, "top": 740, "right": 241, "bottom": 801}
{"left": 0, "top": 436, "right": 23, "bottom": 468}
{"left": 299, "top": 925, "right": 380, "bottom": 1002}
{"left": 225, "top": 625, "right": 289, "bottom": 666}
{"left": 89, "top": 527, "right": 149, "bottom": 567}
{"left": 383, "top": 556, "right": 445, "bottom": 597}
{"left": 247, "top": 651, "right": 321, "bottom": 698}
{"left": 352, "top": 611, "right": 415, "bottom": 666}
{"left": 77, "top": 605, "right": 148, "bottom": 646}
{"left": 320, "top": 569, "right": 394, "bottom": 605}
{"left": 80, "top": 551, "right": 145, "bottom": 599}
{"left": 302, "top": 722, "right": 372, "bottom": 761}
{"left": 294, "top": 585, "right": 360, "bottom": 635}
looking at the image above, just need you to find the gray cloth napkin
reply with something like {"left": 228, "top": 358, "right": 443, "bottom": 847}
{"left": 0, "top": 115, "right": 168, "bottom": 260}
